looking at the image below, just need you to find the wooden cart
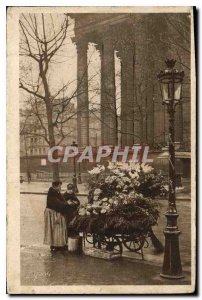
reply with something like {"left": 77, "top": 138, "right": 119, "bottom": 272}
{"left": 82, "top": 230, "right": 151, "bottom": 259}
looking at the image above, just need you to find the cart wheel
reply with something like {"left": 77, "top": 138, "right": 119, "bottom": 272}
{"left": 94, "top": 236, "right": 123, "bottom": 255}
{"left": 123, "top": 235, "right": 145, "bottom": 252}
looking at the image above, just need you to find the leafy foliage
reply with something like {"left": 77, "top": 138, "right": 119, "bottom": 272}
{"left": 71, "top": 195, "right": 159, "bottom": 234}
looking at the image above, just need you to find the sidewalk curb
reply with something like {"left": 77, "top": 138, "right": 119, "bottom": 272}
{"left": 122, "top": 253, "right": 162, "bottom": 267}
{"left": 122, "top": 253, "right": 191, "bottom": 273}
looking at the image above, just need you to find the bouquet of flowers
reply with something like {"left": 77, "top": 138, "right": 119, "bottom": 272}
{"left": 87, "top": 162, "right": 167, "bottom": 203}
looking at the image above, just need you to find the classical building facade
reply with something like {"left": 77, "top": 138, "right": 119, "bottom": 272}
{"left": 69, "top": 13, "right": 191, "bottom": 151}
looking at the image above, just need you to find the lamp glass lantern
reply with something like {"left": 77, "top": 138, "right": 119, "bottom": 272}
{"left": 158, "top": 60, "right": 184, "bottom": 104}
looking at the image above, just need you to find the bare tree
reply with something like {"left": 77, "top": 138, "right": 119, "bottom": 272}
{"left": 19, "top": 14, "right": 100, "bottom": 180}
{"left": 19, "top": 13, "right": 74, "bottom": 180}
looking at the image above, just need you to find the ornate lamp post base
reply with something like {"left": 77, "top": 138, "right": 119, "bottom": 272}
{"left": 157, "top": 59, "right": 185, "bottom": 280}
{"left": 160, "top": 212, "right": 184, "bottom": 279}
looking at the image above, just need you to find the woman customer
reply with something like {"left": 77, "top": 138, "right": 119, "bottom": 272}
{"left": 44, "top": 180, "right": 69, "bottom": 252}
{"left": 63, "top": 183, "right": 80, "bottom": 237}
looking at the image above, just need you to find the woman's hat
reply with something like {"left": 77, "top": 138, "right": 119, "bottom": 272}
{"left": 52, "top": 180, "right": 62, "bottom": 187}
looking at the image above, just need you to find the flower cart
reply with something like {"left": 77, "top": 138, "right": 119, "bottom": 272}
{"left": 70, "top": 163, "right": 166, "bottom": 258}
{"left": 70, "top": 194, "right": 159, "bottom": 258}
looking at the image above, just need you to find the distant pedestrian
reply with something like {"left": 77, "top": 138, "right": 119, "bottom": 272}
{"left": 27, "top": 171, "right": 31, "bottom": 183}
{"left": 44, "top": 181, "right": 69, "bottom": 252}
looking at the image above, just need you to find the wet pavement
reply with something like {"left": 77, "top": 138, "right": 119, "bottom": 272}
{"left": 20, "top": 182, "right": 192, "bottom": 286}
{"left": 21, "top": 246, "right": 191, "bottom": 286}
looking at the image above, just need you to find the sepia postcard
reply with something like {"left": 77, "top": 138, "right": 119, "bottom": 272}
{"left": 7, "top": 6, "right": 196, "bottom": 294}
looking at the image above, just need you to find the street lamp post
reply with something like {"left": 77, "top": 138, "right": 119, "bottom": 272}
{"left": 78, "top": 162, "right": 82, "bottom": 184}
{"left": 157, "top": 59, "right": 184, "bottom": 279}
{"left": 71, "top": 141, "right": 79, "bottom": 193}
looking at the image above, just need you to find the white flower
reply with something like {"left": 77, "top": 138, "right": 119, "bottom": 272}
{"left": 101, "top": 208, "right": 107, "bottom": 214}
{"left": 93, "top": 195, "right": 99, "bottom": 201}
{"left": 114, "top": 200, "right": 119, "bottom": 206}
{"left": 88, "top": 165, "right": 105, "bottom": 175}
{"left": 94, "top": 188, "right": 101, "bottom": 196}
{"left": 128, "top": 191, "right": 136, "bottom": 198}
{"left": 116, "top": 179, "right": 124, "bottom": 187}
{"left": 118, "top": 162, "right": 131, "bottom": 171}
{"left": 79, "top": 208, "right": 86, "bottom": 216}
{"left": 105, "top": 175, "right": 117, "bottom": 184}
{"left": 140, "top": 163, "right": 153, "bottom": 174}
{"left": 129, "top": 171, "right": 139, "bottom": 180}
{"left": 136, "top": 193, "right": 144, "bottom": 200}
{"left": 105, "top": 205, "right": 111, "bottom": 211}
{"left": 107, "top": 162, "right": 116, "bottom": 170}
{"left": 111, "top": 169, "right": 120, "bottom": 176}
{"left": 86, "top": 204, "right": 92, "bottom": 210}
{"left": 122, "top": 177, "right": 131, "bottom": 184}
{"left": 102, "top": 197, "right": 108, "bottom": 202}
{"left": 118, "top": 194, "right": 125, "bottom": 200}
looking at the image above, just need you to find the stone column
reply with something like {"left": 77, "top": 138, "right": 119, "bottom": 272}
{"left": 76, "top": 39, "right": 89, "bottom": 147}
{"left": 145, "top": 83, "right": 155, "bottom": 146}
{"left": 120, "top": 45, "right": 135, "bottom": 146}
{"left": 120, "top": 58, "right": 127, "bottom": 146}
{"left": 100, "top": 36, "right": 117, "bottom": 146}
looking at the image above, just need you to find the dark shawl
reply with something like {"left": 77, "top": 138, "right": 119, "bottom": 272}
{"left": 46, "top": 187, "right": 68, "bottom": 215}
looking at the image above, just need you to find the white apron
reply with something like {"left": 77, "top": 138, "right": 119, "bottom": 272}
{"left": 44, "top": 208, "right": 67, "bottom": 247}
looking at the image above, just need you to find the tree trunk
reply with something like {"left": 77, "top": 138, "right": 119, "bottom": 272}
{"left": 46, "top": 102, "right": 60, "bottom": 181}
{"left": 52, "top": 161, "right": 60, "bottom": 181}
{"left": 40, "top": 61, "right": 60, "bottom": 181}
